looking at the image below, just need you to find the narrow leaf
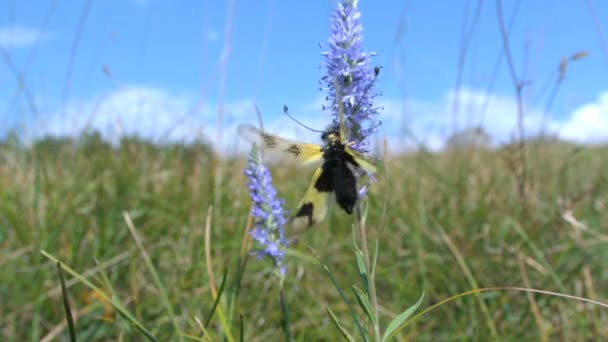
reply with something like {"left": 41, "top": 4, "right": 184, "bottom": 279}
{"left": 41, "top": 250, "right": 158, "bottom": 341}
{"left": 351, "top": 222, "right": 361, "bottom": 252}
{"left": 382, "top": 291, "right": 425, "bottom": 342}
{"left": 320, "top": 260, "right": 368, "bottom": 341}
{"left": 279, "top": 289, "right": 292, "bottom": 342}
{"left": 326, "top": 306, "right": 356, "bottom": 342}
{"left": 355, "top": 251, "right": 369, "bottom": 292}
{"left": 352, "top": 285, "right": 376, "bottom": 325}
{"left": 124, "top": 212, "right": 183, "bottom": 341}
{"left": 57, "top": 262, "right": 77, "bottom": 342}
{"left": 239, "top": 314, "right": 244, "bottom": 342}
{"left": 371, "top": 239, "right": 379, "bottom": 277}
{"left": 204, "top": 268, "right": 228, "bottom": 327}
{"left": 180, "top": 333, "right": 208, "bottom": 341}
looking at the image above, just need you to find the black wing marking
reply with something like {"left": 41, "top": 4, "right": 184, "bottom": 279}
{"left": 292, "top": 167, "right": 334, "bottom": 227}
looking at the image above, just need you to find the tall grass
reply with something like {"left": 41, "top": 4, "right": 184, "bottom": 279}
{"left": 1, "top": 131, "right": 607, "bottom": 340}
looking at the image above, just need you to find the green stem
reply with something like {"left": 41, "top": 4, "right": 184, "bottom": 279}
{"left": 357, "top": 203, "right": 380, "bottom": 341}
{"left": 280, "top": 288, "right": 292, "bottom": 342}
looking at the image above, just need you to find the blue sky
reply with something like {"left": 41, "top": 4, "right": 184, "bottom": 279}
{"left": 1, "top": 0, "right": 607, "bottom": 151}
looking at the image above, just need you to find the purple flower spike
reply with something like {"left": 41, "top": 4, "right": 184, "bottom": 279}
{"left": 322, "top": 0, "right": 382, "bottom": 153}
{"left": 245, "top": 144, "right": 289, "bottom": 277}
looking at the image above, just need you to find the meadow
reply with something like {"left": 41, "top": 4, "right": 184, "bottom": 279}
{"left": 1, "top": 131, "right": 607, "bottom": 341}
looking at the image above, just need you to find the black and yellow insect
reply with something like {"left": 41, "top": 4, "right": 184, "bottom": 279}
{"left": 238, "top": 119, "right": 376, "bottom": 227}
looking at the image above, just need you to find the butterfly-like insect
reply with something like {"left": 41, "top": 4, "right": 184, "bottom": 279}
{"left": 238, "top": 117, "right": 376, "bottom": 228}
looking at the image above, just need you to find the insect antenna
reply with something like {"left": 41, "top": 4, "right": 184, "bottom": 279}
{"left": 282, "top": 105, "right": 325, "bottom": 133}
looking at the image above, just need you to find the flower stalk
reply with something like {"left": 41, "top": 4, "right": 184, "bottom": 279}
{"left": 356, "top": 200, "right": 380, "bottom": 340}
{"left": 322, "top": 0, "right": 382, "bottom": 339}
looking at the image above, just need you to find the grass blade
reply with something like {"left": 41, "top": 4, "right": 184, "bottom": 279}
{"left": 280, "top": 289, "right": 292, "bottom": 342}
{"left": 193, "top": 316, "right": 210, "bottom": 341}
{"left": 240, "top": 314, "right": 244, "bottom": 342}
{"left": 201, "top": 206, "right": 235, "bottom": 342}
{"left": 319, "top": 259, "right": 368, "bottom": 342}
{"left": 382, "top": 291, "right": 424, "bottom": 342}
{"left": 399, "top": 286, "right": 608, "bottom": 335}
{"left": 204, "top": 268, "right": 228, "bottom": 328}
{"left": 41, "top": 250, "right": 158, "bottom": 341}
{"left": 181, "top": 333, "right": 207, "bottom": 341}
{"left": 438, "top": 225, "right": 498, "bottom": 337}
{"left": 326, "top": 306, "right": 356, "bottom": 342}
{"left": 56, "top": 262, "right": 77, "bottom": 342}
{"left": 123, "top": 212, "right": 183, "bottom": 341}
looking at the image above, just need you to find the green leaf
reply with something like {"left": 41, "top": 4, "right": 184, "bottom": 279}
{"left": 56, "top": 262, "right": 76, "bottom": 342}
{"left": 351, "top": 222, "right": 361, "bottom": 252}
{"left": 371, "top": 238, "right": 379, "bottom": 277}
{"left": 355, "top": 251, "right": 369, "bottom": 292}
{"left": 239, "top": 315, "right": 244, "bottom": 342}
{"left": 204, "top": 268, "right": 228, "bottom": 327}
{"left": 319, "top": 259, "right": 368, "bottom": 341}
{"left": 41, "top": 250, "right": 159, "bottom": 342}
{"left": 326, "top": 306, "right": 356, "bottom": 342}
{"left": 279, "top": 289, "right": 292, "bottom": 342}
{"left": 352, "top": 285, "right": 376, "bottom": 325}
{"left": 360, "top": 197, "right": 369, "bottom": 221}
{"left": 124, "top": 212, "right": 184, "bottom": 341}
{"left": 382, "top": 291, "right": 425, "bottom": 342}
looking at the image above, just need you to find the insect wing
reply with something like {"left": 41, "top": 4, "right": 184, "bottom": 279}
{"left": 292, "top": 167, "right": 333, "bottom": 228}
{"left": 345, "top": 145, "right": 377, "bottom": 174}
{"left": 238, "top": 124, "right": 323, "bottom": 167}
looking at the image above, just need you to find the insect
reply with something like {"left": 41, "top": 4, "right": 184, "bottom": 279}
{"left": 238, "top": 117, "right": 376, "bottom": 227}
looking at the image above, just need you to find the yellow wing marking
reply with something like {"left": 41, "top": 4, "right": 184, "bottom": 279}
{"left": 238, "top": 124, "right": 323, "bottom": 167}
{"left": 292, "top": 167, "right": 330, "bottom": 228}
{"left": 345, "top": 145, "right": 377, "bottom": 174}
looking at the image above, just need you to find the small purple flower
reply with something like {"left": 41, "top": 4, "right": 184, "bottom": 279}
{"left": 321, "top": 0, "right": 381, "bottom": 153}
{"left": 244, "top": 144, "right": 289, "bottom": 277}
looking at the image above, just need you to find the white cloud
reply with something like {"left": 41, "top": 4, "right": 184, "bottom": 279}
{"left": 442, "top": 88, "right": 607, "bottom": 146}
{"left": 372, "top": 89, "right": 531, "bottom": 151}
{"left": 24, "top": 85, "right": 608, "bottom": 156}
{"left": 376, "top": 87, "right": 608, "bottom": 152}
{"left": 30, "top": 85, "right": 257, "bottom": 153}
{"left": 0, "top": 26, "right": 48, "bottom": 49}
{"left": 558, "top": 92, "right": 608, "bottom": 143}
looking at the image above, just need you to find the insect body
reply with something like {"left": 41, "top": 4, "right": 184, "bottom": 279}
{"left": 238, "top": 124, "right": 376, "bottom": 227}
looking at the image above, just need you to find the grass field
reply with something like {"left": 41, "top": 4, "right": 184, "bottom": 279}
{"left": 1, "top": 132, "right": 607, "bottom": 341}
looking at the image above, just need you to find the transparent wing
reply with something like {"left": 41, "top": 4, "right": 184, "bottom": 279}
{"left": 238, "top": 124, "right": 323, "bottom": 167}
